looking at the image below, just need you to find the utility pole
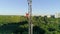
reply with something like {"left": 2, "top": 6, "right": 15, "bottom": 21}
{"left": 27, "top": 0, "right": 33, "bottom": 34}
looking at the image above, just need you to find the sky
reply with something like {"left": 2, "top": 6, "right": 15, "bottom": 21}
{"left": 0, "top": 0, "right": 60, "bottom": 15}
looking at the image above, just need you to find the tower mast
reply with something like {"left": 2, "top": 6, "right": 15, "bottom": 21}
{"left": 27, "top": 0, "right": 33, "bottom": 34}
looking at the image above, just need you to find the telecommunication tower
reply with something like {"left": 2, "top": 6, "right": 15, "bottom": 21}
{"left": 27, "top": 0, "right": 33, "bottom": 34}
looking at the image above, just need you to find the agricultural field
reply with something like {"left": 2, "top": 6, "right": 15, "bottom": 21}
{"left": 0, "top": 15, "right": 60, "bottom": 34}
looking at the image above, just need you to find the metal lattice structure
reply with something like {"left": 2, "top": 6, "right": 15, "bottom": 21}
{"left": 27, "top": 0, "right": 33, "bottom": 34}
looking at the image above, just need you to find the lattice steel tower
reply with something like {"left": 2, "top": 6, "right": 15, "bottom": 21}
{"left": 27, "top": 0, "right": 33, "bottom": 34}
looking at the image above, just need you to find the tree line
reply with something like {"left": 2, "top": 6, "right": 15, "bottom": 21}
{"left": 0, "top": 15, "right": 60, "bottom": 34}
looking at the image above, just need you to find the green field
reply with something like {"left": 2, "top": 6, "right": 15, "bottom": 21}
{"left": 0, "top": 15, "right": 60, "bottom": 34}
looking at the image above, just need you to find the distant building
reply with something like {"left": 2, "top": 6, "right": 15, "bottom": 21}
{"left": 55, "top": 12, "right": 60, "bottom": 18}
{"left": 57, "top": 13, "right": 60, "bottom": 18}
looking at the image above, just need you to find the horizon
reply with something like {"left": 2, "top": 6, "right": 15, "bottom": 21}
{"left": 0, "top": 0, "right": 60, "bottom": 15}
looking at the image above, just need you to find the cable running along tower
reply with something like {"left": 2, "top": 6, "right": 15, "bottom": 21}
{"left": 27, "top": 0, "right": 33, "bottom": 34}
